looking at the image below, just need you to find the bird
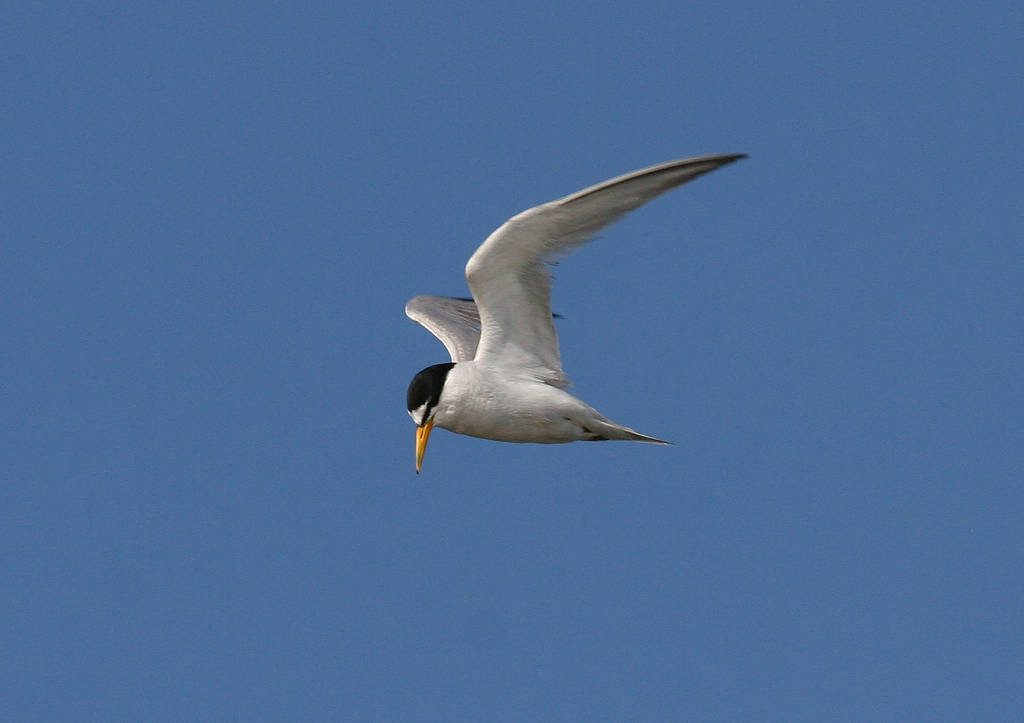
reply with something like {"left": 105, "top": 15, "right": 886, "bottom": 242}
{"left": 406, "top": 153, "right": 746, "bottom": 472}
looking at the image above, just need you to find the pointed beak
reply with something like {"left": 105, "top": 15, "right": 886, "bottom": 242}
{"left": 415, "top": 419, "right": 434, "bottom": 474}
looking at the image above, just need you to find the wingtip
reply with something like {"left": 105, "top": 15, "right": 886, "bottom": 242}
{"left": 693, "top": 152, "right": 746, "bottom": 176}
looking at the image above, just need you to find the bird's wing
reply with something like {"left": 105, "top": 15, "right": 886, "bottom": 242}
{"left": 405, "top": 295, "right": 482, "bottom": 362}
{"left": 465, "top": 153, "right": 746, "bottom": 388}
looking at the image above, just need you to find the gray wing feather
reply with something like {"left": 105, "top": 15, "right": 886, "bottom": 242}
{"left": 405, "top": 295, "right": 482, "bottom": 362}
{"left": 465, "top": 154, "right": 746, "bottom": 387}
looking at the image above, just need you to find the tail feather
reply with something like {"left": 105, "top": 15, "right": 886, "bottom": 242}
{"left": 585, "top": 415, "right": 672, "bottom": 445}
{"left": 620, "top": 429, "right": 672, "bottom": 445}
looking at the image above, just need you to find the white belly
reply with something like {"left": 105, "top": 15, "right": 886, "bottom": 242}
{"left": 433, "top": 363, "right": 597, "bottom": 443}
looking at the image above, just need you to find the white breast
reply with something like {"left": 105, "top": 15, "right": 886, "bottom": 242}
{"left": 433, "top": 362, "right": 596, "bottom": 444}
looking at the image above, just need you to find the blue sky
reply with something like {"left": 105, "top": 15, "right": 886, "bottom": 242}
{"left": 3, "top": 1, "right": 1021, "bottom": 720}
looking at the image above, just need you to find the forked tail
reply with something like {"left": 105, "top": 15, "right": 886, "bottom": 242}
{"left": 584, "top": 414, "right": 672, "bottom": 445}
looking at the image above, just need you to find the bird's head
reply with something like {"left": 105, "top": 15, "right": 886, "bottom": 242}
{"left": 406, "top": 362, "right": 455, "bottom": 473}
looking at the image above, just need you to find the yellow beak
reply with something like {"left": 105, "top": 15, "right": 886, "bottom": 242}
{"left": 415, "top": 419, "right": 434, "bottom": 474}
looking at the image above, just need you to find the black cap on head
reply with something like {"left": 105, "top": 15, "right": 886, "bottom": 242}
{"left": 406, "top": 362, "right": 455, "bottom": 425}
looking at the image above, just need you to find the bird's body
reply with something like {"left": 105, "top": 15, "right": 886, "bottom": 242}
{"left": 431, "top": 362, "right": 665, "bottom": 444}
{"left": 406, "top": 153, "right": 745, "bottom": 472}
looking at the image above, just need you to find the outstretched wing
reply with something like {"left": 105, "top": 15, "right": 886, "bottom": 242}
{"left": 405, "top": 295, "right": 482, "bottom": 362}
{"left": 465, "top": 153, "right": 746, "bottom": 388}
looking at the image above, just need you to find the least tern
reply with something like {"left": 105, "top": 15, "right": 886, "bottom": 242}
{"left": 406, "top": 153, "right": 745, "bottom": 472}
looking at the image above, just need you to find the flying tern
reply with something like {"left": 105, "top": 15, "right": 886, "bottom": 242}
{"left": 406, "top": 153, "right": 746, "bottom": 472}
